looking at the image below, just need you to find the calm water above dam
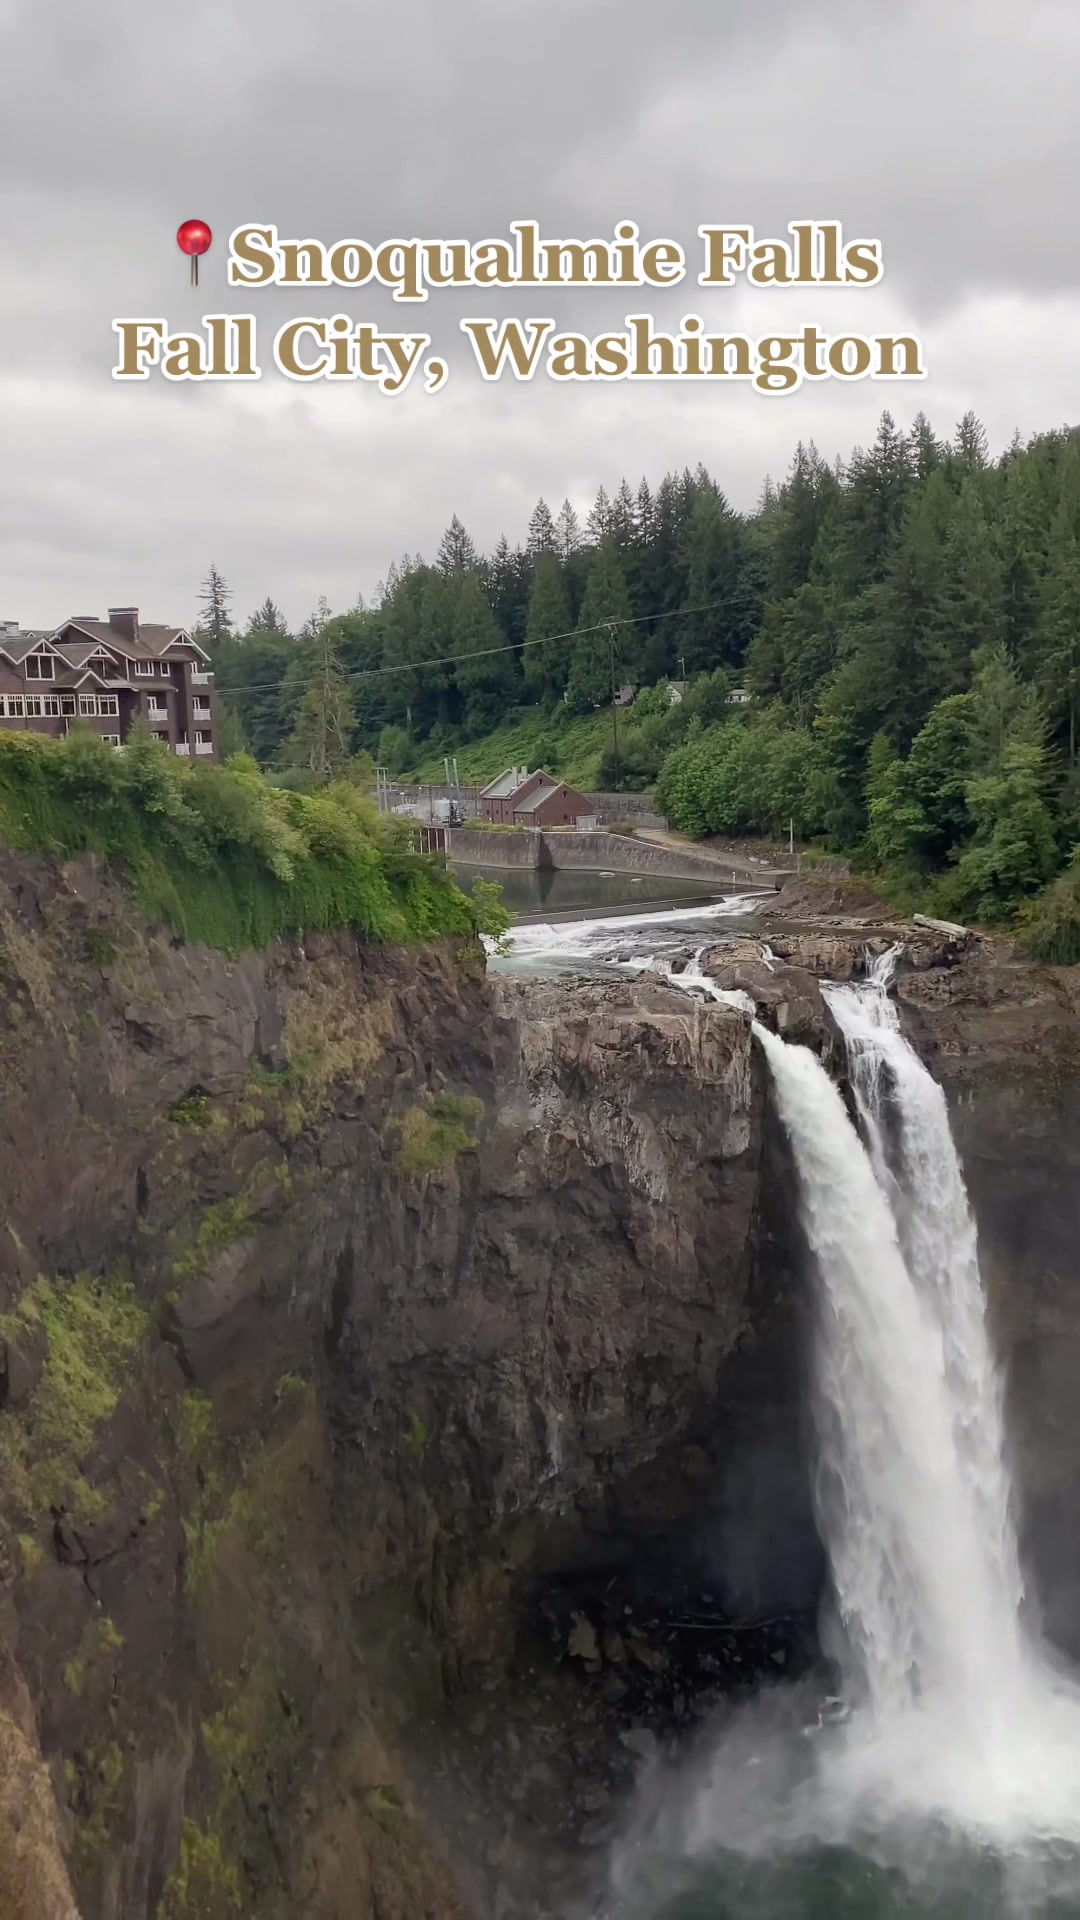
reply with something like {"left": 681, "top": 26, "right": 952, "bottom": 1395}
{"left": 450, "top": 859, "right": 733, "bottom": 922}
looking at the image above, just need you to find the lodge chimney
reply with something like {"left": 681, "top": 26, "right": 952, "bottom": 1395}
{"left": 108, "top": 607, "right": 140, "bottom": 645}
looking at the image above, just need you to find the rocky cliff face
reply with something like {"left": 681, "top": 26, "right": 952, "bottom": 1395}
{"left": 0, "top": 848, "right": 818, "bottom": 1919}
{"left": 4, "top": 843, "right": 1077, "bottom": 1918}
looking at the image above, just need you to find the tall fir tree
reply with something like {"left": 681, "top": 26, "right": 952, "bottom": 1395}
{"left": 555, "top": 498, "right": 582, "bottom": 562}
{"left": 1032, "top": 456, "right": 1080, "bottom": 766}
{"left": 610, "top": 480, "right": 637, "bottom": 550}
{"left": 924, "top": 481, "right": 1006, "bottom": 700}
{"left": 523, "top": 552, "right": 573, "bottom": 701}
{"left": 437, "top": 514, "right": 479, "bottom": 574}
{"left": 281, "top": 605, "right": 355, "bottom": 780}
{"left": 679, "top": 491, "right": 746, "bottom": 675}
{"left": 586, "top": 485, "right": 612, "bottom": 546}
{"left": 908, "top": 411, "right": 945, "bottom": 480}
{"left": 836, "top": 411, "right": 914, "bottom": 592}
{"left": 526, "top": 498, "right": 558, "bottom": 558}
{"left": 953, "top": 409, "right": 991, "bottom": 474}
{"left": 452, "top": 572, "right": 518, "bottom": 732}
{"left": 245, "top": 596, "right": 289, "bottom": 637}
{"left": 197, "top": 564, "right": 233, "bottom": 648}
{"left": 565, "top": 540, "right": 633, "bottom": 713}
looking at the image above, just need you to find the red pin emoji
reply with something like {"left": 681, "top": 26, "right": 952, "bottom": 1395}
{"left": 177, "top": 218, "right": 212, "bottom": 287}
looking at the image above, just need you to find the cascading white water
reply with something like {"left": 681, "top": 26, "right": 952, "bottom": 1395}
{"left": 755, "top": 1018, "right": 1021, "bottom": 1729}
{"left": 823, "top": 951, "right": 1024, "bottom": 1650}
{"left": 753, "top": 977, "right": 1080, "bottom": 1845}
{"left": 603, "top": 956, "right": 1080, "bottom": 1917}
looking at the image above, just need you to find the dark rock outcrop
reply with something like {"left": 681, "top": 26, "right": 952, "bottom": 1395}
{"left": 0, "top": 848, "right": 817, "bottom": 1918}
{"left": 3, "top": 835, "right": 1079, "bottom": 1917}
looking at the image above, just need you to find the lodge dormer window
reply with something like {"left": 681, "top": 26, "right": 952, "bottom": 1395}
{"left": 25, "top": 654, "right": 54, "bottom": 680}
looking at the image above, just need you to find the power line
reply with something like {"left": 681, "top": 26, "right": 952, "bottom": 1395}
{"left": 208, "top": 598, "right": 727, "bottom": 707}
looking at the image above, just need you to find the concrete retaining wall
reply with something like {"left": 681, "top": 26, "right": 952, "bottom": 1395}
{"left": 585, "top": 792, "right": 669, "bottom": 828}
{"left": 446, "top": 828, "right": 778, "bottom": 888}
{"left": 444, "top": 830, "right": 542, "bottom": 869}
{"left": 540, "top": 833, "right": 776, "bottom": 886}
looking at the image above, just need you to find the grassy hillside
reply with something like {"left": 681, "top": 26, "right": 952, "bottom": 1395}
{"left": 404, "top": 708, "right": 615, "bottom": 790}
{"left": 0, "top": 730, "right": 501, "bottom": 955}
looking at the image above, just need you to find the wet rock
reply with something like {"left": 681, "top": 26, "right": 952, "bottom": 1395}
{"left": 627, "top": 1638, "right": 668, "bottom": 1675}
{"left": 699, "top": 944, "right": 831, "bottom": 1050}
{"left": 568, "top": 1614, "right": 601, "bottom": 1666}
{"left": 576, "top": 1785, "right": 612, "bottom": 1814}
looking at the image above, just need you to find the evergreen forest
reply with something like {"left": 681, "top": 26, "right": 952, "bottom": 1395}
{"left": 202, "top": 410, "right": 1080, "bottom": 959}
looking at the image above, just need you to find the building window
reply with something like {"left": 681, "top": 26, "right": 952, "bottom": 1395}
{"left": 60, "top": 695, "right": 76, "bottom": 716}
{"left": 79, "top": 696, "right": 96, "bottom": 716}
{"left": 97, "top": 694, "right": 119, "bottom": 716}
{"left": 44, "top": 695, "right": 61, "bottom": 717}
{"left": 24, "top": 696, "right": 43, "bottom": 717}
{"left": 7, "top": 696, "right": 25, "bottom": 717}
{"left": 102, "top": 735, "right": 121, "bottom": 749}
{"left": 134, "top": 659, "right": 155, "bottom": 677}
{"left": 195, "top": 730, "right": 212, "bottom": 744}
{"left": 148, "top": 697, "right": 168, "bottom": 715}
{"left": 193, "top": 696, "right": 211, "bottom": 713}
{"left": 25, "top": 654, "right": 55, "bottom": 680}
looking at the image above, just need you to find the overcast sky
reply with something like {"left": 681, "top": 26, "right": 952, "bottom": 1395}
{"left": 2, "top": 0, "right": 1077, "bottom": 633}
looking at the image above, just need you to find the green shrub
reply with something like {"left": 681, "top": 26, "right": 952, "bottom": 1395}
{"left": 1019, "top": 858, "right": 1080, "bottom": 964}
{"left": 0, "top": 1270, "right": 149, "bottom": 1521}
{"left": 0, "top": 732, "right": 482, "bottom": 955}
{"left": 396, "top": 1091, "right": 484, "bottom": 1175}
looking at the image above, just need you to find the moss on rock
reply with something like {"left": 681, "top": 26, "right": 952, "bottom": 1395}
{"left": 394, "top": 1091, "right": 484, "bottom": 1176}
{"left": 0, "top": 1270, "right": 148, "bottom": 1523}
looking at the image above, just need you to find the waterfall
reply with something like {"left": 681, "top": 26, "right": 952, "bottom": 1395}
{"left": 753, "top": 983, "right": 1080, "bottom": 1844}
{"left": 754, "top": 1018, "right": 1023, "bottom": 1727}
{"left": 822, "top": 953, "right": 1024, "bottom": 1650}
{"left": 604, "top": 967, "right": 1080, "bottom": 1919}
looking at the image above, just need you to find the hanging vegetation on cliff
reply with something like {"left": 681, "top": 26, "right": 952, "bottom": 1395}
{"left": 0, "top": 729, "right": 506, "bottom": 954}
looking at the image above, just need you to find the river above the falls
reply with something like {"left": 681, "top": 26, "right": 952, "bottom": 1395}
{"left": 461, "top": 861, "right": 772, "bottom": 980}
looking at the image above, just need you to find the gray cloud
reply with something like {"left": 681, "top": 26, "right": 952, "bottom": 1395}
{"left": 1, "top": 0, "right": 1078, "bottom": 628}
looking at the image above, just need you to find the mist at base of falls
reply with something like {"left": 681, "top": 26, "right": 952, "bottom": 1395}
{"left": 594, "top": 964, "right": 1080, "bottom": 1920}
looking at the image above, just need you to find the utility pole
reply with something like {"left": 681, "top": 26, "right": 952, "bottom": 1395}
{"left": 789, "top": 817, "right": 794, "bottom": 856}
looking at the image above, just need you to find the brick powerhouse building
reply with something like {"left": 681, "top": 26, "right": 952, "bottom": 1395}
{"left": 0, "top": 608, "right": 216, "bottom": 758}
{"left": 479, "top": 767, "right": 593, "bottom": 829}
{"left": 511, "top": 774, "right": 592, "bottom": 828}
{"left": 478, "top": 766, "right": 546, "bottom": 825}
